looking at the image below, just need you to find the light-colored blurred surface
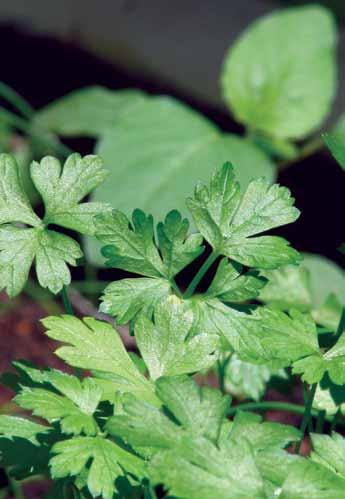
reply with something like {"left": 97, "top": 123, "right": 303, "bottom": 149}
{"left": 0, "top": 0, "right": 344, "bottom": 119}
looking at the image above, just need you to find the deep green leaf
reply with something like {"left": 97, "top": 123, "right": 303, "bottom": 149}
{"left": 205, "top": 258, "right": 266, "bottom": 303}
{"left": 157, "top": 210, "right": 204, "bottom": 278}
{"left": 87, "top": 96, "right": 275, "bottom": 265}
{"left": 95, "top": 209, "right": 167, "bottom": 278}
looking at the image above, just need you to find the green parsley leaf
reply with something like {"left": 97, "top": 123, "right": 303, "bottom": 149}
{"left": 259, "top": 264, "right": 312, "bottom": 311}
{"left": 313, "top": 376, "right": 345, "bottom": 416}
{"left": 31, "top": 153, "right": 110, "bottom": 235}
{"left": 15, "top": 372, "right": 102, "bottom": 436}
{"left": 157, "top": 209, "right": 204, "bottom": 278}
{"left": 187, "top": 162, "right": 300, "bottom": 268}
{"left": 50, "top": 436, "right": 146, "bottom": 499}
{"left": 42, "top": 315, "right": 157, "bottom": 405}
{"left": 224, "top": 353, "right": 287, "bottom": 401}
{"left": 135, "top": 296, "right": 219, "bottom": 380}
{"left": 311, "top": 432, "right": 345, "bottom": 476}
{"left": 208, "top": 304, "right": 319, "bottom": 367}
{"left": 95, "top": 208, "right": 167, "bottom": 277}
{"left": 149, "top": 437, "right": 265, "bottom": 499}
{"left": 0, "top": 415, "right": 49, "bottom": 444}
{"left": 293, "top": 327, "right": 345, "bottom": 385}
{"left": 280, "top": 459, "right": 345, "bottom": 498}
{"left": 0, "top": 153, "right": 40, "bottom": 226}
{"left": 100, "top": 277, "right": 171, "bottom": 324}
{"left": 106, "top": 375, "right": 230, "bottom": 447}
{"left": 205, "top": 257, "right": 266, "bottom": 302}
{"left": 0, "top": 152, "right": 109, "bottom": 296}
{"left": 230, "top": 411, "right": 300, "bottom": 451}
{"left": 0, "top": 415, "right": 53, "bottom": 479}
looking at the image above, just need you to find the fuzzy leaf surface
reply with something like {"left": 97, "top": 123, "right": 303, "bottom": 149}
{"left": 135, "top": 296, "right": 219, "bottom": 380}
{"left": 50, "top": 436, "right": 145, "bottom": 499}
{"left": 0, "top": 153, "right": 108, "bottom": 295}
{"left": 43, "top": 315, "right": 157, "bottom": 404}
{"left": 187, "top": 163, "right": 300, "bottom": 268}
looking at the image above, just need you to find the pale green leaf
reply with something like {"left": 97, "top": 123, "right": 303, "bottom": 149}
{"left": 99, "top": 277, "right": 171, "bottom": 324}
{"left": 0, "top": 415, "right": 49, "bottom": 444}
{"left": 0, "top": 153, "right": 109, "bottom": 295}
{"left": 35, "top": 86, "right": 145, "bottom": 137}
{"left": 135, "top": 295, "right": 219, "bottom": 380}
{"left": 35, "top": 229, "right": 83, "bottom": 294}
{"left": 15, "top": 373, "right": 102, "bottom": 436}
{"left": 259, "top": 257, "right": 344, "bottom": 330}
{"left": 280, "top": 459, "right": 345, "bottom": 498}
{"left": 208, "top": 303, "right": 319, "bottom": 366}
{"left": 313, "top": 377, "right": 345, "bottom": 416}
{"left": 0, "top": 226, "right": 37, "bottom": 297}
{"left": 221, "top": 6, "right": 337, "bottom": 139}
{"left": 42, "top": 315, "right": 157, "bottom": 405}
{"left": 294, "top": 324, "right": 345, "bottom": 385}
{"left": 149, "top": 437, "right": 266, "bottom": 499}
{"left": 50, "top": 436, "right": 145, "bottom": 499}
{"left": 259, "top": 264, "right": 312, "bottom": 310}
{"left": 86, "top": 95, "right": 275, "bottom": 265}
{"left": 312, "top": 293, "right": 343, "bottom": 332}
{"left": 303, "top": 253, "right": 345, "bottom": 308}
{"left": 31, "top": 153, "right": 109, "bottom": 235}
{"left": 107, "top": 375, "right": 230, "bottom": 447}
{"left": 156, "top": 376, "right": 230, "bottom": 443}
{"left": 223, "top": 235, "right": 301, "bottom": 269}
{"left": 311, "top": 432, "right": 345, "bottom": 477}
{"left": 224, "top": 353, "right": 286, "bottom": 401}
{"left": 230, "top": 411, "right": 300, "bottom": 451}
{"left": 0, "top": 153, "right": 40, "bottom": 226}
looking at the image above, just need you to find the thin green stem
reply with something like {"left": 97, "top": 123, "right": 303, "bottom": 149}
{"left": 217, "top": 354, "right": 231, "bottom": 393}
{"left": 295, "top": 383, "right": 317, "bottom": 454}
{"left": 61, "top": 285, "right": 74, "bottom": 315}
{"left": 278, "top": 136, "right": 324, "bottom": 172}
{"left": 316, "top": 410, "right": 326, "bottom": 433}
{"left": 331, "top": 408, "right": 341, "bottom": 433}
{"left": 0, "top": 82, "right": 34, "bottom": 118}
{"left": 334, "top": 307, "right": 345, "bottom": 342}
{"left": 171, "top": 279, "right": 182, "bottom": 298}
{"left": 5, "top": 471, "right": 24, "bottom": 499}
{"left": 144, "top": 481, "right": 158, "bottom": 499}
{"left": 0, "top": 107, "right": 72, "bottom": 158}
{"left": 228, "top": 399, "right": 345, "bottom": 426}
{"left": 184, "top": 251, "right": 218, "bottom": 299}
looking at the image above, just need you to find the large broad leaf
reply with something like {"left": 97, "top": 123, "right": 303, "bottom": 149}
{"left": 259, "top": 254, "right": 345, "bottom": 331}
{"left": 302, "top": 253, "right": 345, "bottom": 309}
{"left": 34, "top": 86, "right": 146, "bottom": 137}
{"left": 86, "top": 96, "right": 275, "bottom": 265}
{"left": 221, "top": 6, "right": 337, "bottom": 140}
